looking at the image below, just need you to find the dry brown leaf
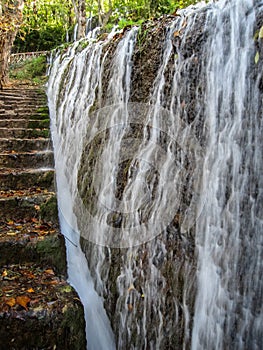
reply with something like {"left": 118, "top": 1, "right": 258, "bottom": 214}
{"left": 7, "top": 231, "right": 17, "bottom": 236}
{"left": 27, "top": 288, "right": 35, "bottom": 293}
{"left": 46, "top": 280, "right": 59, "bottom": 285}
{"left": 16, "top": 295, "right": 31, "bottom": 310}
{"left": 22, "top": 271, "right": 35, "bottom": 279}
{"left": 44, "top": 269, "right": 55, "bottom": 275}
{"left": 31, "top": 218, "right": 39, "bottom": 223}
{"left": 5, "top": 297, "right": 16, "bottom": 307}
{"left": 128, "top": 284, "right": 135, "bottom": 293}
{"left": 2, "top": 270, "right": 7, "bottom": 277}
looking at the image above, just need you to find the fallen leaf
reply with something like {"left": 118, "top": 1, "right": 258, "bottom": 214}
{"left": 27, "top": 288, "right": 35, "bottom": 293}
{"left": 181, "top": 19, "right": 187, "bottom": 29}
{"left": 7, "top": 231, "right": 17, "bottom": 236}
{"left": 174, "top": 30, "right": 180, "bottom": 38}
{"left": 255, "top": 51, "right": 259, "bottom": 64}
{"left": 44, "top": 269, "right": 55, "bottom": 275}
{"left": 128, "top": 284, "right": 135, "bottom": 293}
{"left": 2, "top": 270, "right": 8, "bottom": 277}
{"left": 16, "top": 295, "right": 31, "bottom": 310}
{"left": 5, "top": 297, "right": 16, "bottom": 307}
{"left": 31, "top": 218, "right": 39, "bottom": 223}
{"left": 22, "top": 271, "right": 35, "bottom": 279}
{"left": 45, "top": 280, "right": 59, "bottom": 285}
{"left": 62, "top": 305, "right": 68, "bottom": 313}
{"left": 34, "top": 205, "right": 40, "bottom": 211}
{"left": 259, "top": 25, "right": 263, "bottom": 39}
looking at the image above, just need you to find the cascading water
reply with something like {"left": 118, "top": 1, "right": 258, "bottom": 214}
{"left": 192, "top": 1, "right": 263, "bottom": 349}
{"left": 47, "top": 0, "right": 263, "bottom": 349}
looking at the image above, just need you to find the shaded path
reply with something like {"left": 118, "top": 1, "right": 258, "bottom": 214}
{"left": 0, "top": 86, "right": 86, "bottom": 349}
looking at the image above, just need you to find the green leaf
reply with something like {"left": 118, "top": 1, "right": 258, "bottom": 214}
{"left": 259, "top": 26, "right": 263, "bottom": 39}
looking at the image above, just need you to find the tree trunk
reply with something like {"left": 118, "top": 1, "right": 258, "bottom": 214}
{"left": 0, "top": 31, "right": 17, "bottom": 89}
{"left": 0, "top": 0, "right": 24, "bottom": 89}
{"left": 72, "top": 0, "right": 86, "bottom": 40}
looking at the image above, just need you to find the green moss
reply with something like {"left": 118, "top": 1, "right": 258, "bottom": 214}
{"left": 61, "top": 303, "right": 87, "bottom": 350}
{"left": 37, "top": 106, "right": 49, "bottom": 113}
{"left": 40, "top": 196, "right": 58, "bottom": 222}
{"left": 31, "top": 128, "right": 50, "bottom": 138}
{"left": 36, "top": 235, "right": 67, "bottom": 276}
{"left": 31, "top": 112, "right": 49, "bottom": 120}
{"left": 28, "top": 119, "right": 50, "bottom": 129}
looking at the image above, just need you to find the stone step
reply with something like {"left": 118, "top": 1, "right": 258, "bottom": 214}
{"left": 0, "top": 104, "right": 44, "bottom": 115}
{"left": 0, "top": 219, "right": 64, "bottom": 272}
{"left": 0, "top": 119, "right": 50, "bottom": 129}
{"left": 0, "top": 168, "right": 55, "bottom": 191}
{"left": 0, "top": 90, "right": 46, "bottom": 99}
{"left": 0, "top": 127, "right": 50, "bottom": 139}
{"left": 0, "top": 100, "right": 47, "bottom": 109}
{"left": 0, "top": 191, "right": 55, "bottom": 220}
{"left": 0, "top": 95, "right": 46, "bottom": 103}
{"left": 0, "top": 138, "right": 51, "bottom": 153}
{"left": 0, "top": 112, "right": 49, "bottom": 120}
{"left": 0, "top": 98, "right": 46, "bottom": 108}
{"left": 0, "top": 150, "right": 54, "bottom": 169}
{"left": 0, "top": 263, "right": 86, "bottom": 350}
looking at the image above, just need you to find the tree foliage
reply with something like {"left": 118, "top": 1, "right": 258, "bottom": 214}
{"left": 0, "top": 0, "right": 24, "bottom": 88}
{"left": 14, "top": 0, "right": 200, "bottom": 52}
{"left": 14, "top": 0, "right": 74, "bottom": 52}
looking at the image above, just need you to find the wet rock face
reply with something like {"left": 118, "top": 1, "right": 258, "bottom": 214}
{"left": 77, "top": 13, "right": 206, "bottom": 349}
{"left": 75, "top": 3, "right": 263, "bottom": 349}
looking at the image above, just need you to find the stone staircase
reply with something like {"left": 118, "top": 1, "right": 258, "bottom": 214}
{"left": 0, "top": 87, "right": 86, "bottom": 349}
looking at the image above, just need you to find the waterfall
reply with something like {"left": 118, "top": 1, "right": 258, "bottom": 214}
{"left": 47, "top": 0, "right": 263, "bottom": 348}
{"left": 192, "top": 1, "right": 263, "bottom": 349}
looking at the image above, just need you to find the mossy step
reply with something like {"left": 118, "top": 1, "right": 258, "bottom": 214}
{"left": 0, "top": 168, "right": 55, "bottom": 191}
{"left": 0, "top": 218, "right": 66, "bottom": 274}
{"left": 0, "top": 151, "right": 54, "bottom": 169}
{"left": 0, "top": 128, "right": 50, "bottom": 139}
{"left": 0, "top": 112, "right": 49, "bottom": 120}
{"left": 0, "top": 104, "right": 45, "bottom": 109}
{"left": 0, "top": 104, "right": 46, "bottom": 111}
{"left": 0, "top": 119, "right": 50, "bottom": 129}
{"left": 0, "top": 90, "right": 45, "bottom": 98}
{"left": 0, "top": 263, "right": 86, "bottom": 350}
{"left": 0, "top": 107, "right": 45, "bottom": 115}
{"left": 0, "top": 105, "right": 49, "bottom": 114}
{"left": 0, "top": 95, "right": 46, "bottom": 102}
{"left": 0, "top": 192, "right": 56, "bottom": 220}
{"left": 0, "top": 99, "right": 46, "bottom": 107}
{"left": 0, "top": 138, "right": 51, "bottom": 153}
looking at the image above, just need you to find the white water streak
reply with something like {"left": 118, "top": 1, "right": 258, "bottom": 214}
{"left": 192, "top": 1, "right": 263, "bottom": 349}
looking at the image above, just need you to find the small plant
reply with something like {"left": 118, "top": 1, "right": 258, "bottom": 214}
{"left": 9, "top": 55, "right": 47, "bottom": 84}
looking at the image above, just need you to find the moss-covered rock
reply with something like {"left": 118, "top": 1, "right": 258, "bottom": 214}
{"left": 40, "top": 195, "right": 59, "bottom": 223}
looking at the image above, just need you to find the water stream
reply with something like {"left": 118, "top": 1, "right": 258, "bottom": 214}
{"left": 47, "top": 0, "right": 263, "bottom": 348}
